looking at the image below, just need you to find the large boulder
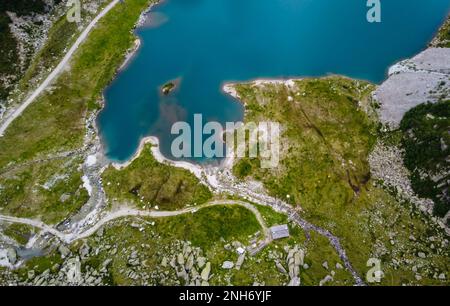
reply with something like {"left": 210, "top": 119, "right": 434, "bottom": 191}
{"left": 177, "top": 253, "right": 185, "bottom": 266}
{"left": 197, "top": 256, "right": 206, "bottom": 268}
{"left": 235, "top": 254, "right": 245, "bottom": 270}
{"left": 201, "top": 262, "right": 211, "bottom": 281}
{"left": 185, "top": 253, "right": 194, "bottom": 271}
{"left": 222, "top": 261, "right": 234, "bottom": 269}
{"left": 58, "top": 245, "right": 71, "bottom": 258}
{"left": 79, "top": 243, "right": 90, "bottom": 258}
{"left": 65, "top": 257, "right": 82, "bottom": 284}
{"left": 275, "top": 261, "right": 287, "bottom": 274}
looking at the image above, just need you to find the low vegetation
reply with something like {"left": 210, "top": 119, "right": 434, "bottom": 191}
{"left": 0, "top": 0, "right": 154, "bottom": 168}
{"left": 0, "top": 156, "right": 88, "bottom": 224}
{"left": 0, "top": 0, "right": 156, "bottom": 223}
{"left": 102, "top": 144, "right": 212, "bottom": 210}
{"left": 2, "top": 223, "right": 35, "bottom": 245}
{"left": 231, "top": 77, "right": 449, "bottom": 285}
{"left": 12, "top": 204, "right": 357, "bottom": 286}
{"left": 17, "top": 14, "right": 78, "bottom": 95}
{"left": 234, "top": 77, "right": 376, "bottom": 214}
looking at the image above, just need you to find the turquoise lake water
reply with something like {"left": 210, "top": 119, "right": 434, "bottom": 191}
{"left": 98, "top": 0, "right": 450, "bottom": 163}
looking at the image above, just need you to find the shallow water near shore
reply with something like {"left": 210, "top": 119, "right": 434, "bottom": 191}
{"left": 98, "top": 0, "right": 450, "bottom": 163}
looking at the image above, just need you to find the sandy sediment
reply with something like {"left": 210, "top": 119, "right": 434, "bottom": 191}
{"left": 119, "top": 38, "right": 141, "bottom": 71}
{"left": 223, "top": 78, "right": 300, "bottom": 100}
{"left": 111, "top": 136, "right": 203, "bottom": 178}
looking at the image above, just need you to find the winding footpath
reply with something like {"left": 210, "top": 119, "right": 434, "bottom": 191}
{"left": 209, "top": 169, "right": 366, "bottom": 285}
{"left": 0, "top": 0, "right": 364, "bottom": 285}
{"left": 0, "top": 0, "right": 120, "bottom": 137}
{"left": 0, "top": 166, "right": 364, "bottom": 285}
{"left": 0, "top": 200, "right": 269, "bottom": 245}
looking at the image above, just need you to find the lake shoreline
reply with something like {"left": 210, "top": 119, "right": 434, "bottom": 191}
{"left": 99, "top": 5, "right": 449, "bottom": 173}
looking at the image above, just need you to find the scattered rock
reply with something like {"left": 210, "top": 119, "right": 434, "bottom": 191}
{"left": 177, "top": 253, "right": 185, "bottom": 266}
{"left": 27, "top": 270, "right": 35, "bottom": 280}
{"left": 59, "top": 193, "right": 70, "bottom": 203}
{"left": 201, "top": 262, "right": 211, "bottom": 281}
{"left": 102, "top": 259, "right": 112, "bottom": 268}
{"left": 319, "top": 275, "right": 333, "bottom": 286}
{"left": 222, "top": 261, "right": 234, "bottom": 269}
{"left": 161, "top": 257, "right": 168, "bottom": 268}
{"left": 235, "top": 254, "right": 245, "bottom": 270}
{"left": 288, "top": 277, "right": 300, "bottom": 286}
{"left": 236, "top": 247, "right": 245, "bottom": 255}
{"left": 275, "top": 261, "right": 287, "bottom": 274}
{"left": 185, "top": 254, "right": 194, "bottom": 271}
{"left": 79, "top": 243, "right": 90, "bottom": 258}
{"left": 197, "top": 256, "right": 206, "bottom": 269}
{"left": 58, "top": 245, "right": 71, "bottom": 258}
{"left": 96, "top": 227, "right": 104, "bottom": 237}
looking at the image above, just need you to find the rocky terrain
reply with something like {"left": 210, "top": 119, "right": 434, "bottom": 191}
{"left": 0, "top": 218, "right": 353, "bottom": 286}
{"left": 0, "top": 0, "right": 108, "bottom": 118}
{"left": 370, "top": 21, "right": 450, "bottom": 229}
{"left": 0, "top": 5, "right": 448, "bottom": 287}
{"left": 368, "top": 143, "right": 436, "bottom": 216}
{"left": 374, "top": 48, "right": 449, "bottom": 128}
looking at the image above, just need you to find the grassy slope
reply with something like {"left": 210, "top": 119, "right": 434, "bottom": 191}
{"left": 0, "top": 0, "right": 154, "bottom": 167}
{"left": 15, "top": 0, "right": 111, "bottom": 100}
{"left": 0, "top": 0, "right": 155, "bottom": 223}
{"left": 17, "top": 205, "right": 263, "bottom": 285}
{"left": 17, "top": 14, "right": 79, "bottom": 95}
{"left": 232, "top": 77, "right": 449, "bottom": 285}
{"left": 13, "top": 204, "right": 355, "bottom": 286}
{"left": 102, "top": 144, "right": 212, "bottom": 210}
{"left": 234, "top": 77, "right": 376, "bottom": 220}
{"left": 2, "top": 223, "right": 35, "bottom": 245}
{"left": 0, "top": 156, "right": 88, "bottom": 224}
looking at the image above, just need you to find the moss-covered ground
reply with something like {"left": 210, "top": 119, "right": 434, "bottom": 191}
{"left": 102, "top": 144, "right": 212, "bottom": 211}
{"left": 231, "top": 77, "right": 449, "bottom": 285}
{"left": 0, "top": 0, "right": 157, "bottom": 223}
